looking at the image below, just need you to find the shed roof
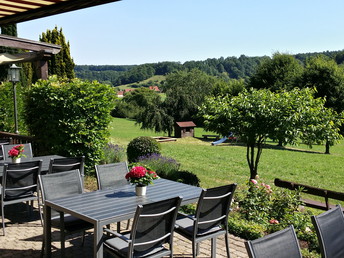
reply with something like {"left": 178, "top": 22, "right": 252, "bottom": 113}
{"left": 0, "top": 0, "right": 121, "bottom": 26}
{"left": 175, "top": 121, "right": 196, "bottom": 128}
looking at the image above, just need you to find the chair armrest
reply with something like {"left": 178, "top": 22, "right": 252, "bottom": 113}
{"left": 103, "top": 228, "right": 131, "bottom": 243}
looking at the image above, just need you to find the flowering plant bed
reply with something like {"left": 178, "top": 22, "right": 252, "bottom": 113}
{"left": 8, "top": 144, "right": 26, "bottom": 159}
{"left": 125, "top": 165, "right": 159, "bottom": 186}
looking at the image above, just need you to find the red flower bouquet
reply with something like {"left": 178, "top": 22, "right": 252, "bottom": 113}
{"left": 125, "top": 165, "right": 159, "bottom": 186}
{"left": 8, "top": 144, "right": 26, "bottom": 159}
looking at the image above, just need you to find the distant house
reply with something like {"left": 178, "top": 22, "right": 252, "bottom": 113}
{"left": 174, "top": 121, "right": 196, "bottom": 138}
{"left": 124, "top": 89, "right": 135, "bottom": 95}
{"left": 149, "top": 86, "right": 160, "bottom": 92}
{"left": 117, "top": 91, "right": 124, "bottom": 98}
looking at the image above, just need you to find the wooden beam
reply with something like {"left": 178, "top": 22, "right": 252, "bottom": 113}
{"left": 0, "top": 0, "right": 121, "bottom": 26}
{"left": 0, "top": 34, "right": 61, "bottom": 54}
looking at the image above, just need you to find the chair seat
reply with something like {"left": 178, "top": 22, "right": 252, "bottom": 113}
{"left": 104, "top": 232, "right": 169, "bottom": 258}
{"left": 4, "top": 191, "right": 35, "bottom": 201}
{"left": 51, "top": 214, "right": 93, "bottom": 232}
{"left": 175, "top": 214, "right": 223, "bottom": 237}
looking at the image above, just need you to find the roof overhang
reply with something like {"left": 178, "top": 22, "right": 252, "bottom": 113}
{"left": 0, "top": 0, "right": 121, "bottom": 26}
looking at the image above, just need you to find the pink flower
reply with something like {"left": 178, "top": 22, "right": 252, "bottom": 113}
{"left": 265, "top": 184, "right": 271, "bottom": 190}
{"left": 8, "top": 148, "right": 19, "bottom": 157}
{"left": 269, "top": 219, "right": 279, "bottom": 224}
{"left": 125, "top": 166, "right": 147, "bottom": 179}
{"left": 250, "top": 179, "right": 257, "bottom": 184}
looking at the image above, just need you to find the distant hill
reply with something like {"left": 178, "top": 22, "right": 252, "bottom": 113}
{"left": 75, "top": 50, "right": 344, "bottom": 87}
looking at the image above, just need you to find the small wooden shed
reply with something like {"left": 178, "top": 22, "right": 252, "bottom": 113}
{"left": 175, "top": 121, "right": 196, "bottom": 138}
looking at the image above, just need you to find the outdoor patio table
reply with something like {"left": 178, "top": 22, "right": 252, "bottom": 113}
{"left": 0, "top": 155, "right": 64, "bottom": 177}
{"left": 43, "top": 178, "right": 202, "bottom": 258}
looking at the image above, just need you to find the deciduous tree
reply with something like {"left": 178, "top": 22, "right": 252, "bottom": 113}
{"left": 199, "top": 88, "right": 343, "bottom": 179}
{"left": 249, "top": 52, "right": 303, "bottom": 91}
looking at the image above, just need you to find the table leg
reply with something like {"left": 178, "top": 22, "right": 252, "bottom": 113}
{"left": 44, "top": 205, "right": 52, "bottom": 257}
{"left": 94, "top": 223, "right": 103, "bottom": 258}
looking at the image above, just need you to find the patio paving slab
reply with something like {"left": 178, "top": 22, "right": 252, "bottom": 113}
{"left": 0, "top": 202, "right": 249, "bottom": 257}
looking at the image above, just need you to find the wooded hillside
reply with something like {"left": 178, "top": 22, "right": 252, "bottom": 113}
{"left": 75, "top": 50, "right": 344, "bottom": 86}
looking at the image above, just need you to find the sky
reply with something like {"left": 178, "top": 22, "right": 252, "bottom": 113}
{"left": 17, "top": 0, "right": 344, "bottom": 65}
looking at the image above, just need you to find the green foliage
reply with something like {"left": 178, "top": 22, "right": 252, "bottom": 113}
{"left": 249, "top": 52, "right": 303, "bottom": 91}
{"left": 25, "top": 76, "right": 116, "bottom": 174}
{"left": 137, "top": 153, "right": 180, "bottom": 178}
{"left": 227, "top": 212, "right": 265, "bottom": 240}
{"left": 211, "top": 78, "right": 246, "bottom": 97}
{"left": 168, "top": 170, "right": 201, "bottom": 186}
{"left": 0, "top": 82, "right": 27, "bottom": 133}
{"left": 40, "top": 26, "right": 75, "bottom": 79}
{"left": 234, "top": 179, "right": 319, "bottom": 252}
{"left": 126, "top": 136, "right": 161, "bottom": 163}
{"left": 112, "top": 88, "right": 161, "bottom": 119}
{"left": 199, "top": 88, "right": 343, "bottom": 178}
{"left": 163, "top": 69, "right": 214, "bottom": 118}
{"left": 300, "top": 55, "right": 344, "bottom": 113}
{"left": 100, "top": 143, "right": 126, "bottom": 164}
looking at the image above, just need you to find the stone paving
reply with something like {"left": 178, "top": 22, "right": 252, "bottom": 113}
{"left": 0, "top": 202, "right": 249, "bottom": 258}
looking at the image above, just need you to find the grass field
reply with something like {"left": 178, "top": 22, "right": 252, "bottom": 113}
{"left": 109, "top": 117, "right": 344, "bottom": 194}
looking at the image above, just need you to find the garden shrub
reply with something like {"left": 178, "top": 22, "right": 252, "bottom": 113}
{"left": 227, "top": 212, "right": 265, "bottom": 240}
{"left": 100, "top": 143, "right": 126, "bottom": 164}
{"left": 127, "top": 136, "right": 161, "bottom": 163}
{"left": 137, "top": 153, "right": 180, "bottom": 178}
{"left": 234, "top": 178, "right": 319, "bottom": 253}
{"left": 25, "top": 76, "right": 116, "bottom": 175}
{"left": 136, "top": 154, "right": 200, "bottom": 186}
{"left": 168, "top": 170, "right": 201, "bottom": 186}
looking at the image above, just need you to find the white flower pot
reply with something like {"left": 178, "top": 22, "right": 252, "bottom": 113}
{"left": 12, "top": 158, "right": 21, "bottom": 163}
{"left": 135, "top": 185, "right": 147, "bottom": 196}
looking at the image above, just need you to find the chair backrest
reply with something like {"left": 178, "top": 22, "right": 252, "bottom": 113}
{"left": 194, "top": 183, "right": 237, "bottom": 235}
{"left": 48, "top": 156, "right": 85, "bottom": 178}
{"left": 95, "top": 162, "right": 129, "bottom": 190}
{"left": 39, "top": 169, "right": 83, "bottom": 219}
{"left": 311, "top": 205, "right": 344, "bottom": 258}
{"left": 1, "top": 160, "right": 42, "bottom": 201}
{"left": 2, "top": 143, "right": 33, "bottom": 161}
{"left": 245, "top": 225, "right": 302, "bottom": 258}
{"left": 129, "top": 196, "right": 182, "bottom": 257}
{"left": 0, "top": 140, "right": 9, "bottom": 160}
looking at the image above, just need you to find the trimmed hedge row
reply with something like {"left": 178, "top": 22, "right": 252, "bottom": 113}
{"left": 25, "top": 76, "right": 116, "bottom": 174}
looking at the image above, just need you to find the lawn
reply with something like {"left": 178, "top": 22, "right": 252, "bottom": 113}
{"left": 108, "top": 117, "right": 344, "bottom": 194}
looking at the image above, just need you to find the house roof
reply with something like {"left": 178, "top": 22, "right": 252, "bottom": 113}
{"left": 175, "top": 121, "right": 196, "bottom": 128}
{"left": 0, "top": 0, "right": 121, "bottom": 26}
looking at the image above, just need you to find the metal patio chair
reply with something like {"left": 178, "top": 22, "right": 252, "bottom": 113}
{"left": 245, "top": 225, "right": 302, "bottom": 258}
{"left": 48, "top": 156, "right": 85, "bottom": 183}
{"left": 175, "top": 183, "right": 237, "bottom": 258}
{"left": 311, "top": 205, "right": 344, "bottom": 258}
{"left": 39, "top": 169, "right": 93, "bottom": 254}
{"left": 0, "top": 140, "right": 9, "bottom": 160}
{"left": 2, "top": 143, "right": 33, "bottom": 161}
{"left": 103, "top": 196, "right": 182, "bottom": 258}
{"left": 1, "top": 160, "right": 42, "bottom": 235}
{"left": 95, "top": 162, "right": 129, "bottom": 190}
{"left": 95, "top": 162, "right": 130, "bottom": 231}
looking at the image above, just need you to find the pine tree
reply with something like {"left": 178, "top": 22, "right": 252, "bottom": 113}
{"left": 39, "top": 26, "right": 75, "bottom": 79}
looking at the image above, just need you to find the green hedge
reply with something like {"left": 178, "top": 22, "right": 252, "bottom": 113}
{"left": 25, "top": 76, "right": 116, "bottom": 174}
{"left": 0, "top": 82, "right": 27, "bottom": 133}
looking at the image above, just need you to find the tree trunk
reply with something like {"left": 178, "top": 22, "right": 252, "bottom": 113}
{"left": 325, "top": 141, "right": 330, "bottom": 154}
{"left": 277, "top": 139, "right": 283, "bottom": 147}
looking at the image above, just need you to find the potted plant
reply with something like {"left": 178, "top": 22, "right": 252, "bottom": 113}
{"left": 8, "top": 144, "right": 26, "bottom": 163}
{"left": 125, "top": 165, "right": 159, "bottom": 196}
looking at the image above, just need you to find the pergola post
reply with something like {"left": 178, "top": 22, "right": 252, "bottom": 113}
{"left": 35, "top": 59, "right": 49, "bottom": 80}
